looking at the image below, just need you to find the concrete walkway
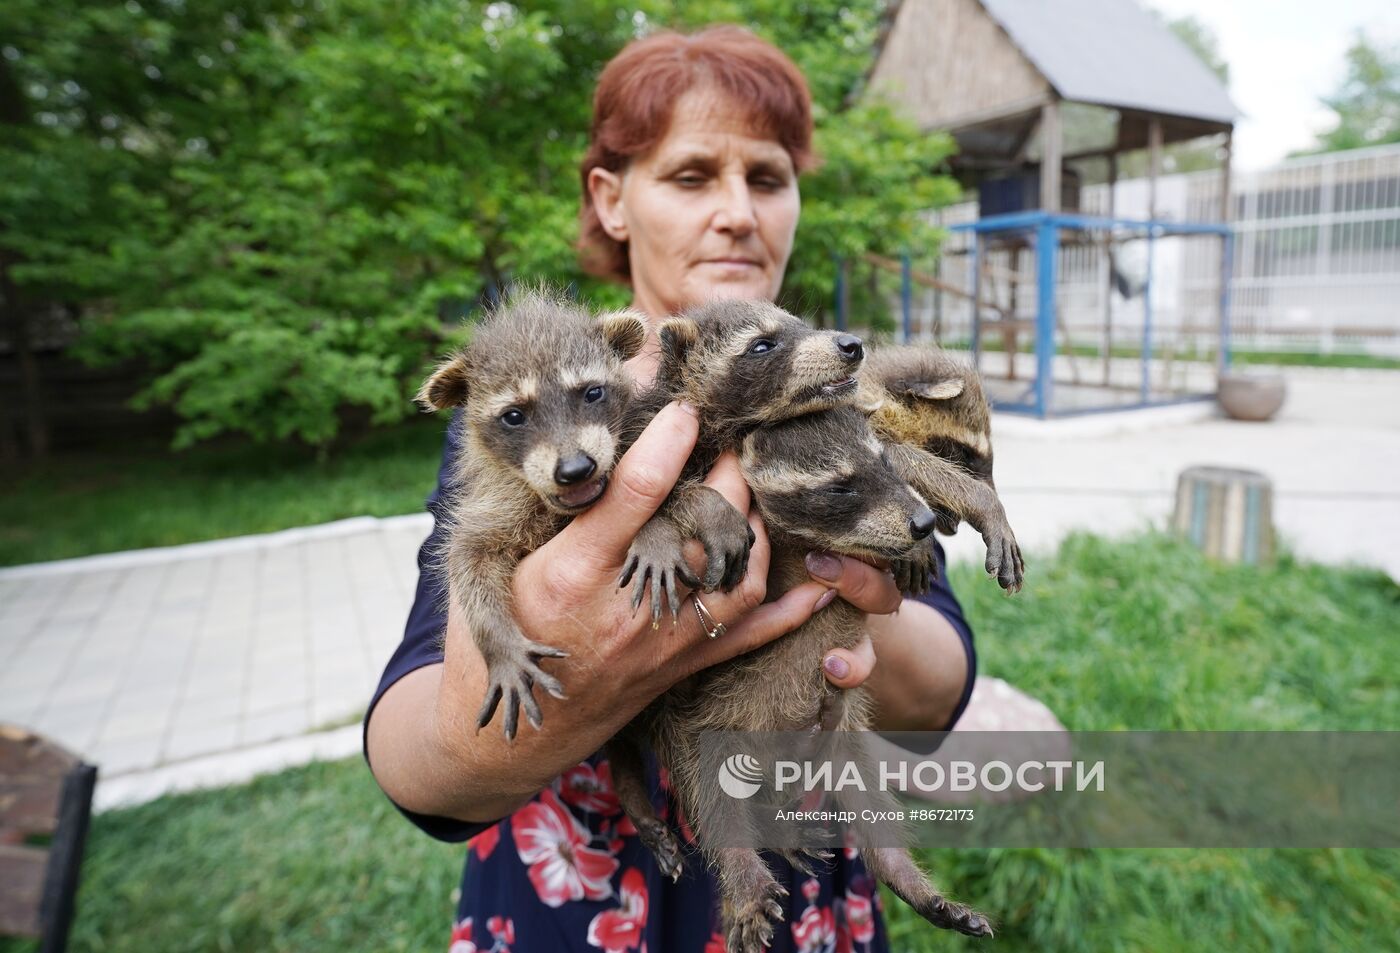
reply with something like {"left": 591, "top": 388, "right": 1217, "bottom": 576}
{"left": 1, "top": 366, "right": 1396, "bottom": 805}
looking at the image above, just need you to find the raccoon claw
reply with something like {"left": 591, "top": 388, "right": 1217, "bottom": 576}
{"left": 983, "top": 526, "right": 1024, "bottom": 592}
{"left": 777, "top": 847, "right": 834, "bottom": 877}
{"left": 476, "top": 642, "right": 568, "bottom": 740}
{"left": 892, "top": 542, "right": 938, "bottom": 595}
{"left": 698, "top": 518, "right": 754, "bottom": 593}
{"left": 622, "top": 522, "right": 694, "bottom": 624}
{"left": 726, "top": 880, "right": 787, "bottom": 953}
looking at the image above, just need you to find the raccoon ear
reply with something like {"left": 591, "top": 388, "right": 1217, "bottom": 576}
{"left": 907, "top": 379, "right": 964, "bottom": 401}
{"left": 598, "top": 309, "right": 648, "bottom": 361}
{"left": 416, "top": 353, "right": 472, "bottom": 410}
{"left": 658, "top": 317, "right": 700, "bottom": 366}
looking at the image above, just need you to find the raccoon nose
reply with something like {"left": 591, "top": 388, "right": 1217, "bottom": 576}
{"left": 835, "top": 334, "right": 864, "bottom": 362}
{"left": 554, "top": 453, "right": 597, "bottom": 486}
{"left": 909, "top": 509, "right": 936, "bottom": 541}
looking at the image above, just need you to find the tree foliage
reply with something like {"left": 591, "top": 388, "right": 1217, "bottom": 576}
{"left": 1309, "top": 32, "right": 1400, "bottom": 154}
{"left": 2, "top": 0, "right": 956, "bottom": 450}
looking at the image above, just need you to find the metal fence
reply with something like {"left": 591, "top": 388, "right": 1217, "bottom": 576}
{"left": 918, "top": 142, "right": 1400, "bottom": 359}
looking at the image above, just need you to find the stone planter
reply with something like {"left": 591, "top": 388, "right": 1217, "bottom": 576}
{"left": 1217, "top": 372, "right": 1287, "bottom": 421}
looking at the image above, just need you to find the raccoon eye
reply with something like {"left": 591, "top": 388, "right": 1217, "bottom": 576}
{"left": 500, "top": 408, "right": 526, "bottom": 428}
{"left": 826, "top": 482, "right": 857, "bottom": 496}
{"left": 748, "top": 338, "right": 776, "bottom": 355}
{"left": 583, "top": 385, "right": 606, "bottom": 404}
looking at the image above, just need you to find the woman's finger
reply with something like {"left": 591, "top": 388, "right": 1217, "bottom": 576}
{"left": 803, "top": 551, "right": 904, "bottom": 615}
{"left": 685, "top": 579, "right": 830, "bottom": 674}
{"left": 567, "top": 402, "right": 698, "bottom": 565}
{"left": 821, "top": 632, "right": 876, "bottom": 689}
{"left": 703, "top": 450, "right": 752, "bottom": 516}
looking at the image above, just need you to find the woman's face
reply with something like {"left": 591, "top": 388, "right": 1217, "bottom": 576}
{"left": 588, "top": 89, "right": 801, "bottom": 319}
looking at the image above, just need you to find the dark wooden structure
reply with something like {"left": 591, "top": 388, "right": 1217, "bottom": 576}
{"left": 0, "top": 726, "right": 97, "bottom": 952}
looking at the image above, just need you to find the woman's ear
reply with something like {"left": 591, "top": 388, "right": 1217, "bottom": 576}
{"left": 587, "top": 167, "right": 628, "bottom": 241}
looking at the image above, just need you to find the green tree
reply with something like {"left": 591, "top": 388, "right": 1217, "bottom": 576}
{"left": 4, "top": 0, "right": 957, "bottom": 451}
{"left": 1309, "top": 33, "right": 1400, "bottom": 153}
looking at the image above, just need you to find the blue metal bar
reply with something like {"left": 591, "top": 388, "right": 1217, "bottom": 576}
{"left": 970, "top": 236, "right": 983, "bottom": 368}
{"left": 900, "top": 252, "right": 913, "bottom": 343}
{"left": 834, "top": 256, "right": 847, "bottom": 332}
{"left": 1219, "top": 231, "right": 1235, "bottom": 372}
{"left": 951, "top": 210, "right": 1231, "bottom": 237}
{"left": 1035, "top": 220, "right": 1058, "bottom": 418}
{"left": 1142, "top": 225, "right": 1157, "bottom": 402}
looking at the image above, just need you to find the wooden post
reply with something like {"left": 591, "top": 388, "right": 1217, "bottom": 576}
{"left": 1040, "top": 101, "right": 1062, "bottom": 213}
{"left": 1172, "top": 466, "right": 1275, "bottom": 564}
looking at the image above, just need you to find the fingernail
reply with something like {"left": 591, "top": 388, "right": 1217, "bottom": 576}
{"left": 806, "top": 551, "right": 841, "bottom": 582}
{"left": 814, "top": 588, "right": 837, "bottom": 610}
{"left": 823, "top": 654, "right": 849, "bottom": 678}
{"left": 676, "top": 401, "right": 698, "bottom": 417}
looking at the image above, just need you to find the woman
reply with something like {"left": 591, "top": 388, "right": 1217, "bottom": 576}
{"left": 364, "top": 26, "right": 977, "bottom": 952}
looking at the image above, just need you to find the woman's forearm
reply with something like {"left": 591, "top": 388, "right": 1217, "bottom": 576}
{"left": 863, "top": 599, "right": 969, "bottom": 731}
{"left": 367, "top": 607, "right": 663, "bottom": 824}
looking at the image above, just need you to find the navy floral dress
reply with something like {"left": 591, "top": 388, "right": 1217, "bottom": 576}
{"left": 363, "top": 413, "right": 978, "bottom": 953}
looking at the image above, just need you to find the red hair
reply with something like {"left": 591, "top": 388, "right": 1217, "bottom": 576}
{"left": 578, "top": 26, "right": 816, "bottom": 282}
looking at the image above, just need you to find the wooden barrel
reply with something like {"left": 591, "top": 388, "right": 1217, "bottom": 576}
{"left": 1171, "top": 466, "right": 1275, "bottom": 564}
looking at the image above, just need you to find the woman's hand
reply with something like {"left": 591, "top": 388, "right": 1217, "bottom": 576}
{"left": 505, "top": 402, "right": 839, "bottom": 711}
{"left": 803, "top": 551, "right": 900, "bottom": 689}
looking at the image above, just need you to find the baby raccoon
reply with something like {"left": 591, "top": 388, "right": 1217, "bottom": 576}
{"left": 609, "top": 407, "right": 992, "bottom": 951}
{"left": 417, "top": 290, "right": 647, "bottom": 740}
{"left": 620, "top": 298, "right": 868, "bottom": 620}
{"left": 858, "top": 345, "right": 1024, "bottom": 593}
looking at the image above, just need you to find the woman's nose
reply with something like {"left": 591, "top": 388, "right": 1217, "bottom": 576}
{"left": 712, "top": 177, "right": 757, "bottom": 236}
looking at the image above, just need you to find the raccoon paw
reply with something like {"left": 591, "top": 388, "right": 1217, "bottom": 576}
{"left": 892, "top": 540, "right": 939, "bottom": 595}
{"left": 620, "top": 519, "right": 697, "bottom": 625}
{"left": 695, "top": 504, "right": 755, "bottom": 593}
{"left": 982, "top": 524, "right": 1024, "bottom": 593}
{"left": 776, "top": 846, "right": 835, "bottom": 877}
{"left": 476, "top": 640, "right": 568, "bottom": 741}
{"left": 636, "top": 818, "right": 686, "bottom": 882}
{"left": 724, "top": 880, "right": 787, "bottom": 953}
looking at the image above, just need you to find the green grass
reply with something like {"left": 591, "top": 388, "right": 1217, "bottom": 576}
{"left": 0, "top": 416, "right": 449, "bottom": 567}
{"left": 2, "top": 533, "right": 1396, "bottom": 953}
{"left": 886, "top": 533, "right": 1400, "bottom": 951}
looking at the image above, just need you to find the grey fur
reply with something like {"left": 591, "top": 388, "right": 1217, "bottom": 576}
{"left": 419, "top": 289, "right": 646, "bottom": 740}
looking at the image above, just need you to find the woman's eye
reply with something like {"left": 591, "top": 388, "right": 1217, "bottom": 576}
{"left": 584, "top": 385, "right": 605, "bottom": 404}
{"left": 748, "top": 339, "right": 775, "bottom": 355}
{"left": 675, "top": 174, "right": 705, "bottom": 187}
{"left": 501, "top": 408, "right": 526, "bottom": 427}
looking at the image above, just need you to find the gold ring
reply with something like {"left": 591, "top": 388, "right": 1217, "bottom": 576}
{"left": 693, "top": 595, "right": 726, "bottom": 639}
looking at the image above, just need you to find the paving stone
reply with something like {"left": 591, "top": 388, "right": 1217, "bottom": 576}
{"left": 163, "top": 721, "right": 238, "bottom": 762}
{"left": 239, "top": 704, "right": 310, "bottom": 746}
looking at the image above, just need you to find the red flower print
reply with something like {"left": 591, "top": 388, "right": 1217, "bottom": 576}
{"left": 487, "top": 915, "right": 516, "bottom": 944}
{"left": 586, "top": 867, "right": 649, "bottom": 952}
{"left": 469, "top": 824, "right": 500, "bottom": 861}
{"left": 512, "top": 788, "right": 620, "bottom": 907}
{"left": 801, "top": 878, "right": 822, "bottom": 903}
{"left": 704, "top": 932, "right": 726, "bottom": 953}
{"left": 560, "top": 760, "right": 622, "bottom": 816}
{"left": 791, "top": 904, "right": 837, "bottom": 953}
{"left": 448, "top": 916, "right": 477, "bottom": 953}
{"left": 844, "top": 889, "right": 874, "bottom": 944}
